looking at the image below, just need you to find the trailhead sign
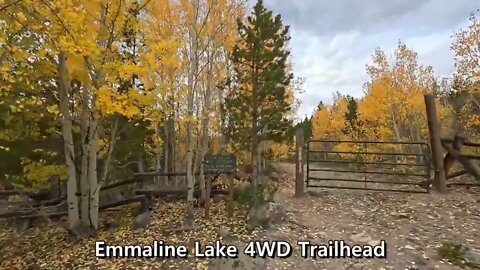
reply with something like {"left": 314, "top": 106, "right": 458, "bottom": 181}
{"left": 204, "top": 155, "right": 237, "bottom": 173}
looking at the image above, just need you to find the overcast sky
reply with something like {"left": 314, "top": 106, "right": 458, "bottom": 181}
{"left": 247, "top": 0, "right": 479, "bottom": 118}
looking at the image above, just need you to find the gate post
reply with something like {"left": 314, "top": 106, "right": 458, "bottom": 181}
{"left": 424, "top": 94, "right": 447, "bottom": 193}
{"left": 295, "top": 127, "right": 305, "bottom": 197}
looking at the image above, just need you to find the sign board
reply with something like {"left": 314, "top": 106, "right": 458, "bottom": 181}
{"left": 204, "top": 154, "right": 237, "bottom": 173}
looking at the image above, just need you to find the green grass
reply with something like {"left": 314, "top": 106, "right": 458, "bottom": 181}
{"left": 437, "top": 242, "right": 480, "bottom": 269}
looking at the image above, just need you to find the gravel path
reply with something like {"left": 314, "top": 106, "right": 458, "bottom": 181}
{"left": 261, "top": 163, "right": 480, "bottom": 270}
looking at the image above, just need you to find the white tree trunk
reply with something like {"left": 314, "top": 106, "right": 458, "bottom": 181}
{"left": 186, "top": 0, "right": 200, "bottom": 223}
{"left": 79, "top": 87, "right": 91, "bottom": 225}
{"left": 173, "top": 96, "right": 179, "bottom": 187}
{"left": 199, "top": 51, "right": 214, "bottom": 203}
{"left": 100, "top": 117, "right": 119, "bottom": 184}
{"left": 88, "top": 119, "right": 99, "bottom": 229}
{"left": 58, "top": 52, "right": 80, "bottom": 230}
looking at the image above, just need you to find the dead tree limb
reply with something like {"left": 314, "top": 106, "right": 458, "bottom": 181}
{"left": 441, "top": 142, "right": 480, "bottom": 181}
{"left": 447, "top": 170, "right": 468, "bottom": 180}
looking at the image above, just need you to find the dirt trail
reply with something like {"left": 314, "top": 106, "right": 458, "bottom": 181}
{"left": 260, "top": 162, "right": 480, "bottom": 270}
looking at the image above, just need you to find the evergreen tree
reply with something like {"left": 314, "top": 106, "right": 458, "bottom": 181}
{"left": 287, "top": 116, "right": 312, "bottom": 143}
{"left": 316, "top": 101, "right": 325, "bottom": 112}
{"left": 225, "top": 0, "right": 293, "bottom": 206}
{"left": 303, "top": 116, "right": 313, "bottom": 141}
{"left": 342, "top": 96, "right": 364, "bottom": 138}
{"left": 344, "top": 96, "right": 358, "bottom": 124}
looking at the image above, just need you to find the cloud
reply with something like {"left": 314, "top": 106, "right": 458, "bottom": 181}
{"left": 247, "top": 0, "right": 479, "bottom": 117}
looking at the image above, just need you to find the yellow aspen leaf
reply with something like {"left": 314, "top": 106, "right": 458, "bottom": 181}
{"left": 16, "top": 11, "right": 26, "bottom": 22}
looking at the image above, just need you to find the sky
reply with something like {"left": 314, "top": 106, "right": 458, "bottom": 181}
{"left": 247, "top": 0, "right": 479, "bottom": 118}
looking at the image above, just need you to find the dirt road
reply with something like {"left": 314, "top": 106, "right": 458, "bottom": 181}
{"left": 260, "top": 163, "right": 480, "bottom": 270}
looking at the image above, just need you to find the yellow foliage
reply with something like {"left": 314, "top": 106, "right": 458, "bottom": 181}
{"left": 267, "top": 142, "right": 289, "bottom": 160}
{"left": 119, "top": 63, "right": 148, "bottom": 80}
{"left": 144, "top": 133, "right": 163, "bottom": 155}
{"left": 311, "top": 94, "right": 348, "bottom": 141}
{"left": 311, "top": 42, "right": 457, "bottom": 162}
{"left": 66, "top": 53, "right": 84, "bottom": 71}
{"left": 21, "top": 159, "right": 67, "bottom": 190}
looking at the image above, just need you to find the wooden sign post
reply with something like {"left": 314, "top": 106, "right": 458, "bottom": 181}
{"left": 203, "top": 154, "right": 237, "bottom": 218}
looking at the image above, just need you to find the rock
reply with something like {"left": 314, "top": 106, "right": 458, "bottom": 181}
{"left": 408, "top": 262, "right": 420, "bottom": 270}
{"left": 352, "top": 209, "right": 364, "bottom": 217}
{"left": 218, "top": 226, "right": 230, "bottom": 239}
{"left": 209, "top": 242, "right": 267, "bottom": 270}
{"left": 133, "top": 210, "right": 151, "bottom": 230}
{"left": 269, "top": 171, "right": 280, "bottom": 181}
{"left": 349, "top": 232, "right": 372, "bottom": 244}
{"left": 391, "top": 212, "right": 409, "bottom": 219}
{"left": 247, "top": 202, "right": 285, "bottom": 228}
{"left": 272, "top": 192, "right": 281, "bottom": 203}
{"left": 100, "top": 188, "right": 125, "bottom": 208}
{"left": 348, "top": 262, "right": 365, "bottom": 270}
{"left": 105, "top": 220, "right": 121, "bottom": 230}
{"left": 368, "top": 240, "right": 381, "bottom": 246}
{"left": 69, "top": 224, "right": 95, "bottom": 239}
{"left": 16, "top": 219, "right": 31, "bottom": 234}
{"left": 404, "top": 245, "right": 415, "bottom": 250}
{"left": 462, "top": 246, "right": 480, "bottom": 262}
{"left": 412, "top": 254, "right": 428, "bottom": 266}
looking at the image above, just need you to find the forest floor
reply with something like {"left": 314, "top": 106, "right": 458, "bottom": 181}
{"left": 0, "top": 162, "right": 479, "bottom": 269}
{"left": 263, "top": 162, "right": 480, "bottom": 270}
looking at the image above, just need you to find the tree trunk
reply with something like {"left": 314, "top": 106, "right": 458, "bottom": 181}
{"left": 58, "top": 52, "right": 80, "bottom": 231}
{"left": 88, "top": 119, "right": 99, "bottom": 229}
{"left": 193, "top": 137, "right": 201, "bottom": 177}
{"left": 251, "top": 130, "right": 259, "bottom": 207}
{"left": 100, "top": 116, "right": 119, "bottom": 184}
{"left": 79, "top": 87, "right": 90, "bottom": 226}
{"left": 169, "top": 109, "right": 176, "bottom": 185}
{"left": 251, "top": 54, "right": 259, "bottom": 207}
{"left": 160, "top": 123, "right": 167, "bottom": 184}
{"left": 163, "top": 122, "right": 168, "bottom": 175}
{"left": 185, "top": 0, "right": 200, "bottom": 223}
{"left": 199, "top": 51, "right": 213, "bottom": 204}
{"left": 218, "top": 51, "right": 232, "bottom": 153}
{"left": 137, "top": 153, "right": 145, "bottom": 187}
{"left": 172, "top": 95, "right": 179, "bottom": 187}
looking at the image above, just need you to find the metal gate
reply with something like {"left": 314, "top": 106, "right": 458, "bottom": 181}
{"left": 306, "top": 140, "right": 432, "bottom": 193}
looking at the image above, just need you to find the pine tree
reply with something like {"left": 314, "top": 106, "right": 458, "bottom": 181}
{"left": 303, "top": 116, "right": 313, "bottom": 141}
{"left": 225, "top": 0, "right": 293, "bottom": 206}
{"left": 316, "top": 101, "right": 325, "bottom": 112}
{"left": 343, "top": 96, "right": 364, "bottom": 139}
{"left": 344, "top": 96, "right": 358, "bottom": 125}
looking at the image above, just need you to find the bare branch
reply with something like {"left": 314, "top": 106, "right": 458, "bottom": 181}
{"left": 0, "top": 0, "right": 23, "bottom": 13}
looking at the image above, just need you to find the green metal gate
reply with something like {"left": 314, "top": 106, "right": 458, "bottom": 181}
{"left": 306, "top": 140, "right": 432, "bottom": 193}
